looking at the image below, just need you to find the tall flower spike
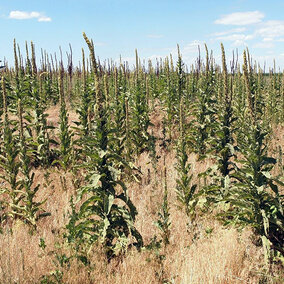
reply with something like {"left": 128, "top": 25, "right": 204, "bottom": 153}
{"left": 243, "top": 50, "right": 255, "bottom": 122}
{"left": 179, "top": 96, "right": 184, "bottom": 138}
{"left": 205, "top": 44, "right": 209, "bottom": 77}
{"left": 95, "top": 73, "right": 102, "bottom": 111}
{"left": 82, "top": 32, "right": 98, "bottom": 75}
{"left": 58, "top": 73, "right": 65, "bottom": 108}
{"left": 103, "top": 74, "right": 109, "bottom": 107}
{"left": 31, "top": 41, "right": 37, "bottom": 76}
{"left": 114, "top": 67, "right": 118, "bottom": 102}
{"left": 2, "top": 76, "right": 7, "bottom": 121}
{"left": 135, "top": 49, "right": 139, "bottom": 83}
{"left": 125, "top": 96, "right": 129, "bottom": 138}
{"left": 221, "top": 43, "right": 229, "bottom": 103}
{"left": 25, "top": 41, "right": 31, "bottom": 74}
{"left": 177, "top": 44, "right": 181, "bottom": 59}
{"left": 13, "top": 39, "right": 19, "bottom": 78}
{"left": 82, "top": 48, "right": 86, "bottom": 92}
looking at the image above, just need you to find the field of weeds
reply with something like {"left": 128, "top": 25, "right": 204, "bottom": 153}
{"left": 0, "top": 36, "right": 283, "bottom": 283}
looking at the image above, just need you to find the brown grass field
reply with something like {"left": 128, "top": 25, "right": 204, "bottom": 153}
{"left": 0, "top": 102, "right": 283, "bottom": 284}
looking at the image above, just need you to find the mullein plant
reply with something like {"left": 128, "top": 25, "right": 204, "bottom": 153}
{"left": 56, "top": 71, "right": 73, "bottom": 170}
{"left": 66, "top": 33, "right": 143, "bottom": 261}
{"left": 162, "top": 56, "right": 175, "bottom": 142}
{"left": 175, "top": 97, "right": 197, "bottom": 221}
{"left": 0, "top": 76, "right": 21, "bottom": 223}
{"left": 146, "top": 59, "right": 158, "bottom": 111}
{"left": 163, "top": 46, "right": 186, "bottom": 143}
{"left": 12, "top": 39, "right": 30, "bottom": 105}
{"left": 232, "top": 64, "right": 247, "bottom": 136}
{"left": 155, "top": 166, "right": 171, "bottom": 247}
{"left": 11, "top": 41, "right": 35, "bottom": 141}
{"left": 150, "top": 166, "right": 171, "bottom": 284}
{"left": 13, "top": 39, "right": 20, "bottom": 90}
{"left": 206, "top": 44, "right": 237, "bottom": 190}
{"left": 75, "top": 48, "right": 90, "bottom": 137}
{"left": 110, "top": 67, "right": 130, "bottom": 167}
{"left": 30, "top": 43, "right": 53, "bottom": 167}
{"left": 255, "top": 65, "right": 266, "bottom": 120}
{"left": 220, "top": 50, "right": 284, "bottom": 264}
{"left": 187, "top": 64, "right": 198, "bottom": 102}
{"left": 24, "top": 41, "right": 32, "bottom": 76}
{"left": 82, "top": 32, "right": 98, "bottom": 76}
{"left": 274, "top": 67, "right": 283, "bottom": 123}
{"left": 129, "top": 49, "right": 154, "bottom": 156}
{"left": 16, "top": 99, "right": 48, "bottom": 228}
{"left": 40, "top": 67, "right": 54, "bottom": 106}
{"left": 189, "top": 45, "right": 217, "bottom": 158}
{"left": 11, "top": 40, "right": 21, "bottom": 105}
{"left": 265, "top": 63, "right": 281, "bottom": 124}
{"left": 176, "top": 45, "right": 186, "bottom": 103}
{"left": 198, "top": 45, "right": 237, "bottom": 215}
{"left": 73, "top": 48, "right": 92, "bottom": 165}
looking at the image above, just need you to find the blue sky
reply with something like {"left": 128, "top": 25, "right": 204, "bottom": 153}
{"left": 1, "top": 0, "right": 284, "bottom": 69}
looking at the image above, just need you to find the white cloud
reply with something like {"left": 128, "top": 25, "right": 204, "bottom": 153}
{"left": 38, "top": 16, "right": 51, "bottom": 22}
{"left": 215, "top": 33, "right": 254, "bottom": 47}
{"left": 9, "top": 11, "right": 39, "bottom": 20}
{"left": 255, "top": 20, "right": 284, "bottom": 39}
{"left": 253, "top": 42, "right": 274, "bottom": 49}
{"left": 213, "top": 11, "right": 284, "bottom": 49}
{"left": 9, "top": 10, "right": 51, "bottom": 22}
{"left": 212, "top": 27, "right": 246, "bottom": 36}
{"left": 215, "top": 11, "right": 264, "bottom": 26}
{"left": 216, "top": 33, "right": 254, "bottom": 41}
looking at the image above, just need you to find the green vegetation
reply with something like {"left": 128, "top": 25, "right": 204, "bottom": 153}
{"left": 0, "top": 35, "right": 283, "bottom": 282}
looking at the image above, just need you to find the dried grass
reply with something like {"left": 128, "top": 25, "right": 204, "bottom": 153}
{"left": 0, "top": 105, "right": 283, "bottom": 284}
